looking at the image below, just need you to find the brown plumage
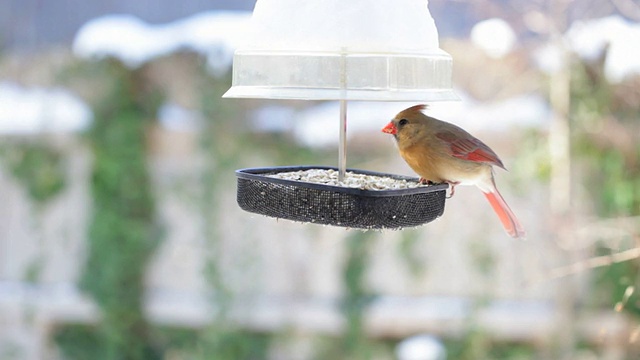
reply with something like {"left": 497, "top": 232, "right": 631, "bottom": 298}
{"left": 382, "top": 105, "right": 525, "bottom": 239}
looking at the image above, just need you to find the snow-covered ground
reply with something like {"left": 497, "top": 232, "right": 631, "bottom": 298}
{"left": 535, "top": 15, "right": 640, "bottom": 82}
{"left": 0, "top": 82, "right": 92, "bottom": 134}
{"left": 470, "top": 18, "right": 517, "bottom": 58}
{"left": 73, "top": 11, "right": 252, "bottom": 74}
{"left": 0, "top": 82, "right": 208, "bottom": 135}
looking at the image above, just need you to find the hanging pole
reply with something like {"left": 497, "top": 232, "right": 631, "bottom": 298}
{"left": 338, "top": 49, "right": 347, "bottom": 182}
{"left": 339, "top": 100, "right": 347, "bottom": 181}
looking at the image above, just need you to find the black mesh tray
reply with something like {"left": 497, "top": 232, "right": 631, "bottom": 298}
{"left": 236, "top": 166, "right": 448, "bottom": 230}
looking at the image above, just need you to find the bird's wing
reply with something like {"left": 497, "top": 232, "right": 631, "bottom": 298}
{"left": 435, "top": 131, "right": 505, "bottom": 169}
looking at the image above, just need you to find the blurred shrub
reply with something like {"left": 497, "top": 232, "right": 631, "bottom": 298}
{"left": 342, "top": 231, "right": 376, "bottom": 359}
{"left": 0, "top": 141, "right": 66, "bottom": 203}
{"left": 55, "top": 58, "right": 163, "bottom": 359}
{"left": 571, "top": 51, "right": 640, "bottom": 331}
{"left": 572, "top": 54, "right": 640, "bottom": 218}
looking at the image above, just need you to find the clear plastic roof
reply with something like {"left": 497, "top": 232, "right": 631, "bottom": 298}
{"left": 224, "top": 0, "right": 457, "bottom": 101}
{"left": 245, "top": 0, "right": 440, "bottom": 52}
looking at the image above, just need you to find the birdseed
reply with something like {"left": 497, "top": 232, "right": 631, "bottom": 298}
{"left": 266, "top": 169, "right": 425, "bottom": 191}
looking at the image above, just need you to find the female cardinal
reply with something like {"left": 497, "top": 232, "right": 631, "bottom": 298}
{"left": 382, "top": 105, "right": 525, "bottom": 239}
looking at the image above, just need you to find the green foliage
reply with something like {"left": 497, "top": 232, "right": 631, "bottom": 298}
{"left": 55, "top": 325, "right": 113, "bottom": 360}
{"left": 571, "top": 59, "right": 640, "bottom": 218}
{"left": 23, "top": 255, "right": 44, "bottom": 283}
{"left": 189, "top": 328, "right": 272, "bottom": 360}
{"left": 339, "top": 231, "right": 376, "bottom": 359}
{"left": 54, "top": 324, "right": 161, "bottom": 360}
{"left": 314, "top": 335, "right": 394, "bottom": 360}
{"left": 570, "top": 52, "right": 640, "bottom": 342}
{"left": 396, "top": 228, "right": 427, "bottom": 276}
{"left": 0, "top": 142, "right": 66, "bottom": 203}
{"left": 0, "top": 340, "right": 23, "bottom": 360}
{"left": 445, "top": 330, "right": 536, "bottom": 360}
{"left": 468, "top": 240, "right": 496, "bottom": 277}
{"left": 56, "top": 324, "right": 273, "bottom": 360}
{"left": 512, "top": 128, "right": 552, "bottom": 185}
{"left": 488, "top": 343, "right": 537, "bottom": 360}
{"left": 445, "top": 328, "right": 491, "bottom": 360}
{"left": 592, "top": 245, "right": 640, "bottom": 317}
{"left": 55, "top": 58, "right": 164, "bottom": 359}
{"left": 578, "top": 145, "right": 640, "bottom": 216}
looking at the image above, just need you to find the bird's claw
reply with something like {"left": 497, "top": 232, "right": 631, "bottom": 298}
{"left": 446, "top": 182, "right": 459, "bottom": 199}
{"left": 419, "top": 178, "right": 436, "bottom": 185}
{"left": 419, "top": 178, "right": 457, "bottom": 199}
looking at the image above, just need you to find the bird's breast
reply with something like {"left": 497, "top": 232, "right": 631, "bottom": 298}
{"left": 399, "top": 145, "right": 445, "bottom": 182}
{"left": 399, "top": 144, "right": 491, "bottom": 185}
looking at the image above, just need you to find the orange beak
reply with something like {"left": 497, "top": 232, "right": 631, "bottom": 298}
{"left": 382, "top": 122, "right": 397, "bottom": 135}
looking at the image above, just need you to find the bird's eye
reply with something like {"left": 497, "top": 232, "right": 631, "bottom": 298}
{"left": 398, "top": 119, "right": 409, "bottom": 126}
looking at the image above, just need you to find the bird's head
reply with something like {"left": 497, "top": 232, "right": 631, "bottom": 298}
{"left": 381, "top": 105, "right": 429, "bottom": 144}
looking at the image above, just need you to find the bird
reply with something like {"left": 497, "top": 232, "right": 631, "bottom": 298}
{"left": 381, "top": 104, "right": 525, "bottom": 239}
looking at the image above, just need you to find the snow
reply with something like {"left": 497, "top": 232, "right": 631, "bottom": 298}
{"left": 0, "top": 85, "right": 202, "bottom": 137}
{"left": 158, "top": 103, "right": 203, "bottom": 132}
{"left": 535, "top": 15, "right": 640, "bottom": 82}
{"left": 471, "top": 18, "right": 517, "bottom": 58}
{"left": 396, "top": 334, "right": 446, "bottom": 360}
{"left": 72, "top": 2, "right": 443, "bottom": 71}
{"left": 532, "top": 42, "right": 564, "bottom": 75}
{"left": 250, "top": 106, "right": 296, "bottom": 133}
{"left": 73, "top": 11, "right": 252, "bottom": 73}
{"left": 291, "top": 101, "right": 413, "bottom": 148}
{"left": 71, "top": 10, "right": 640, "bottom": 85}
{"left": 0, "top": 82, "right": 92, "bottom": 134}
{"left": 427, "top": 94, "right": 551, "bottom": 133}
{"left": 569, "top": 16, "right": 640, "bottom": 82}
{"left": 246, "top": 0, "right": 440, "bottom": 52}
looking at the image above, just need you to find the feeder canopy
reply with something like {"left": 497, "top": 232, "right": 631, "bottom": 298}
{"left": 223, "top": 0, "right": 457, "bottom": 101}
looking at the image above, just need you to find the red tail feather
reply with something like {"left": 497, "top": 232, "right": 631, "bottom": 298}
{"left": 483, "top": 189, "right": 526, "bottom": 239}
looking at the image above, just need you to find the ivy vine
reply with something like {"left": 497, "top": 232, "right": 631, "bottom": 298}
{"left": 56, "top": 59, "right": 163, "bottom": 359}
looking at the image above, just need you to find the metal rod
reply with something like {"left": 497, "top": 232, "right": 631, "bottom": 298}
{"left": 338, "top": 49, "right": 348, "bottom": 182}
{"left": 338, "top": 99, "right": 347, "bottom": 182}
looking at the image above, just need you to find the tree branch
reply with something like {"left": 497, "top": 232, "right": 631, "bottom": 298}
{"left": 548, "top": 247, "right": 640, "bottom": 280}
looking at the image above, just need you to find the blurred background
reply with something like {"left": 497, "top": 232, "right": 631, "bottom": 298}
{"left": 1, "top": 0, "right": 639, "bottom": 359}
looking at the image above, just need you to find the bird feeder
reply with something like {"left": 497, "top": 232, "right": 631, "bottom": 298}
{"left": 224, "top": 0, "right": 457, "bottom": 229}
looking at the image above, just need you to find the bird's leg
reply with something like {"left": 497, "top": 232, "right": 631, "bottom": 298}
{"left": 446, "top": 181, "right": 459, "bottom": 198}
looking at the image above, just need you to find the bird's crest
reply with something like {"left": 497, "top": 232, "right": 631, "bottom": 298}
{"left": 406, "top": 104, "right": 427, "bottom": 113}
{"left": 395, "top": 104, "right": 428, "bottom": 120}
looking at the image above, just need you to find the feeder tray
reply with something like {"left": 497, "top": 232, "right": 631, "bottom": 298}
{"left": 227, "top": 1, "right": 457, "bottom": 229}
{"left": 236, "top": 166, "right": 448, "bottom": 230}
